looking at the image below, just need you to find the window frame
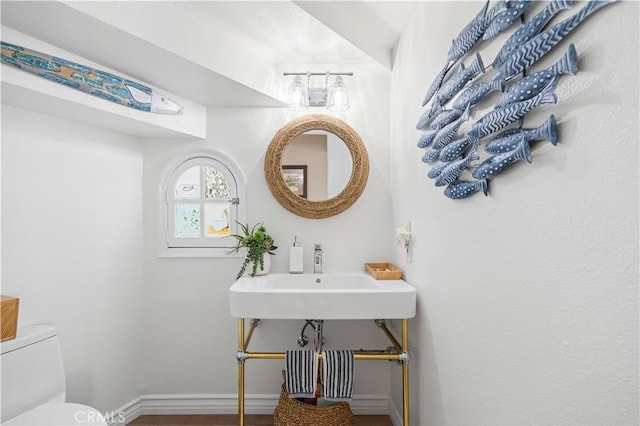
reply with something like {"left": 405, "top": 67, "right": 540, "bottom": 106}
{"left": 158, "top": 150, "right": 246, "bottom": 258}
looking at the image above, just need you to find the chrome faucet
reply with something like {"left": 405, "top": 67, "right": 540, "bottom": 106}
{"left": 313, "top": 244, "right": 323, "bottom": 273}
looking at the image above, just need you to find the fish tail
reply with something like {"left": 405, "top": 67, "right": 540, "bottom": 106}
{"left": 540, "top": 92, "right": 557, "bottom": 106}
{"left": 538, "top": 114, "right": 558, "bottom": 146}
{"left": 469, "top": 148, "right": 480, "bottom": 162}
{"left": 539, "top": 76, "right": 559, "bottom": 105}
{"left": 554, "top": 43, "right": 579, "bottom": 76}
{"left": 490, "top": 80, "right": 506, "bottom": 93}
{"left": 549, "top": 0, "right": 574, "bottom": 15}
{"left": 516, "top": 136, "right": 533, "bottom": 164}
{"left": 461, "top": 104, "right": 471, "bottom": 122}
{"left": 471, "top": 52, "right": 485, "bottom": 76}
{"left": 469, "top": 132, "right": 479, "bottom": 149}
{"left": 478, "top": 179, "right": 488, "bottom": 196}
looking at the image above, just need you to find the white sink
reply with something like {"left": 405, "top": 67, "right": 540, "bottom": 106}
{"left": 229, "top": 273, "right": 416, "bottom": 319}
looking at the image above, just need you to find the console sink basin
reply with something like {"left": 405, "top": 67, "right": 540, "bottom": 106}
{"left": 229, "top": 273, "right": 416, "bottom": 319}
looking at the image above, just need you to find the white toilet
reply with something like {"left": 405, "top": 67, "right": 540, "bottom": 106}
{"left": 1, "top": 324, "right": 108, "bottom": 425}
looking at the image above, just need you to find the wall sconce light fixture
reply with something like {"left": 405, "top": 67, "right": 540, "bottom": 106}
{"left": 284, "top": 71, "right": 353, "bottom": 111}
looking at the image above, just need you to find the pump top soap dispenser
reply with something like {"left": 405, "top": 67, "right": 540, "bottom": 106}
{"left": 289, "top": 236, "right": 304, "bottom": 274}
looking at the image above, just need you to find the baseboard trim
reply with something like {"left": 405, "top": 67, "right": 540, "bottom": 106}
{"left": 388, "top": 398, "right": 403, "bottom": 426}
{"left": 112, "top": 393, "right": 391, "bottom": 425}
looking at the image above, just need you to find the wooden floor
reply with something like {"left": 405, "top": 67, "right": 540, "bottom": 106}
{"left": 129, "top": 414, "right": 393, "bottom": 425}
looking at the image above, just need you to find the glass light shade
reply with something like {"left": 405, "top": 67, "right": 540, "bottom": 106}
{"left": 288, "top": 75, "right": 309, "bottom": 111}
{"left": 327, "top": 76, "right": 349, "bottom": 111}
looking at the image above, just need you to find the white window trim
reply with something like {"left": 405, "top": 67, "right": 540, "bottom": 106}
{"left": 157, "top": 149, "right": 246, "bottom": 258}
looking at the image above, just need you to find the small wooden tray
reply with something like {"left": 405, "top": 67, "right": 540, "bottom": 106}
{"left": 1, "top": 295, "right": 19, "bottom": 342}
{"left": 364, "top": 263, "right": 403, "bottom": 280}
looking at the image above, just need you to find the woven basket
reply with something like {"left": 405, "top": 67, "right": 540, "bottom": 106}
{"left": 273, "top": 372, "right": 355, "bottom": 426}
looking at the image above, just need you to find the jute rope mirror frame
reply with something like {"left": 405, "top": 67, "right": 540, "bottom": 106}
{"left": 265, "top": 114, "right": 369, "bottom": 219}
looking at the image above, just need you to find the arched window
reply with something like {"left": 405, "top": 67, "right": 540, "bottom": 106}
{"left": 162, "top": 152, "right": 245, "bottom": 256}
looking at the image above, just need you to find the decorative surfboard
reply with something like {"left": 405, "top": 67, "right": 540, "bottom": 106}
{"left": 1, "top": 41, "right": 183, "bottom": 115}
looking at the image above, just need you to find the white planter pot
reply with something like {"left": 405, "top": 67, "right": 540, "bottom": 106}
{"left": 249, "top": 253, "right": 271, "bottom": 276}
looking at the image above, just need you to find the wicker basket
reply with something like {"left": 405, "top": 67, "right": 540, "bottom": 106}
{"left": 273, "top": 372, "right": 355, "bottom": 426}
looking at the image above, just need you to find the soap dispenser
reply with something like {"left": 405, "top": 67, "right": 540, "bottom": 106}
{"left": 289, "top": 236, "right": 304, "bottom": 274}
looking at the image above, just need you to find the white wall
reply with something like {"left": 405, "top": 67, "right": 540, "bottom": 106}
{"left": 1, "top": 106, "right": 144, "bottom": 413}
{"left": 140, "top": 70, "right": 396, "bottom": 410}
{"left": 389, "top": 1, "right": 639, "bottom": 425}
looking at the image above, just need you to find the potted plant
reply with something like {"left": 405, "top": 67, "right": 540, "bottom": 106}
{"left": 229, "top": 222, "right": 277, "bottom": 280}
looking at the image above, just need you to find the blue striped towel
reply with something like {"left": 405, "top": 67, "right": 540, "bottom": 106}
{"left": 285, "top": 350, "right": 318, "bottom": 398}
{"left": 321, "top": 350, "right": 354, "bottom": 402}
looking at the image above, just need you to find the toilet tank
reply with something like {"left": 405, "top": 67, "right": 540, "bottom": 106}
{"left": 0, "top": 324, "right": 66, "bottom": 422}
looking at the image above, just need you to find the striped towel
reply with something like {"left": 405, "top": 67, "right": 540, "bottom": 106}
{"left": 285, "top": 350, "right": 318, "bottom": 398}
{"left": 321, "top": 350, "right": 354, "bottom": 402}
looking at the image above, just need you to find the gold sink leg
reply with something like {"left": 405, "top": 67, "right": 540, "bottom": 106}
{"left": 402, "top": 319, "right": 410, "bottom": 426}
{"left": 237, "top": 318, "right": 245, "bottom": 426}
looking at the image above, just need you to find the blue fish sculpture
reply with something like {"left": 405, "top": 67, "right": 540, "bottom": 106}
{"left": 429, "top": 109, "right": 462, "bottom": 131}
{"left": 422, "top": 1, "right": 507, "bottom": 107}
{"left": 417, "top": 129, "right": 438, "bottom": 148}
{"left": 452, "top": 80, "right": 504, "bottom": 112}
{"left": 439, "top": 133, "right": 479, "bottom": 162}
{"left": 421, "top": 147, "right": 441, "bottom": 163}
{"left": 472, "top": 77, "right": 558, "bottom": 139}
{"left": 435, "top": 149, "right": 479, "bottom": 187}
{"left": 444, "top": 179, "right": 488, "bottom": 199}
{"left": 432, "top": 105, "right": 470, "bottom": 150}
{"left": 493, "top": 0, "right": 574, "bottom": 67}
{"left": 415, "top": 102, "right": 445, "bottom": 129}
{"left": 421, "top": 62, "right": 453, "bottom": 107}
{"left": 483, "top": 0, "right": 533, "bottom": 40}
{"left": 485, "top": 115, "right": 558, "bottom": 154}
{"left": 447, "top": 1, "right": 508, "bottom": 63}
{"left": 416, "top": 104, "right": 438, "bottom": 130}
{"left": 495, "top": 44, "right": 577, "bottom": 109}
{"left": 427, "top": 161, "right": 450, "bottom": 179}
{"left": 1, "top": 41, "right": 183, "bottom": 114}
{"left": 472, "top": 136, "right": 532, "bottom": 180}
{"left": 436, "top": 53, "right": 485, "bottom": 106}
{"left": 494, "top": 0, "right": 617, "bottom": 81}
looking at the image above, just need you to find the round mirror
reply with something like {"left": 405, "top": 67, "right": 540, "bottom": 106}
{"left": 265, "top": 114, "right": 369, "bottom": 219}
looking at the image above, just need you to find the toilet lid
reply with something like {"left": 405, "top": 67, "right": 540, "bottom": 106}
{"left": 4, "top": 403, "right": 108, "bottom": 425}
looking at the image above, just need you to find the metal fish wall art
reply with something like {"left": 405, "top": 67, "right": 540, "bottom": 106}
{"left": 494, "top": 0, "right": 616, "bottom": 81}
{"left": 493, "top": 0, "right": 574, "bottom": 67}
{"left": 472, "top": 136, "right": 532, "bottom": 180}
{"left": 494, "top": 44, "right": 577, "bottom": 109}
{"left": 432, "top": 105, "right": 471, "bottom": 150}
{"left": 485, "top": 115, "right": 557, "bottom": 154}
{"left": 415, "top": 0, "right": 618, "bottom": 199}
{"left": 435, "top": 149, "right": 480, "bottom": 187}
{"left": 472, "top": 77, "right": 558, "bottom": 139}
{"left": 452, "top": 80, "right": 504, "bottom": 112}
{"left": 1, "top": 41, "right": 183, "bottom": 115}
{"left": 435, "top": 53, "right": 485, "bottom": 107}
{"left": 483, "top": 0, "right": 533, "bottom": 40}
{"left": 444, "top": 179, "right": 488, "bottom": 199}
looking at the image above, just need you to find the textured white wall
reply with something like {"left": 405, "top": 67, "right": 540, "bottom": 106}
{"left": 1, "top": 106, "right": 144, "bottom": 413}
{"left": 389, "top": 1, "right": 639, "bottom": 425}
